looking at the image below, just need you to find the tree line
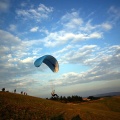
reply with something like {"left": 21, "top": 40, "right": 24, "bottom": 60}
{"left": 48, "top": 95, "right": 83, "bottom": 103}
{"left": 47, "top": 95, "right": 101, "bottom": 103}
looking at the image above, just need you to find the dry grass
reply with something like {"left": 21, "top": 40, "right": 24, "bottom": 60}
{"left": 0, "top": 92, "right": 120, "bottom": 120}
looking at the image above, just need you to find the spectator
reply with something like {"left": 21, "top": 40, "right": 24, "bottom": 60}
{"left": 14, "top": 89, "right": 16, "bottom": 93}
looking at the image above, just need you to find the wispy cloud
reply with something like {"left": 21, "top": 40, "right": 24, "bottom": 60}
{"left": 60, "top": 11, "right": 83, "bottom": 31}
{"left": 9, "top": 24, "right": 17, "bottom": 32}
{"left": 108, "top": 6, "right": 120, "bottom": 23}
{"left": 52, "top": 45, "right": 120, "bottom": 86}
{"left": 59, "top": 45, "right": 98, "bottom": 64}
{"left": 16, "top": 4, "right": 53, "bottom": 22}
{"left": 0, "top": 30, "right": 21, "bottom": 46}
{"left": 20, "top": 2, "right": 27, "bottom": 7}
{"left": 30, "top": 27, "right": 39, "bottom": 32}
{"left": 101, "top": 22, "right": 112, "bottom": 30}
{"left": 43, "top": 10, "right": 114, "bottom": 47}
{"left": 44, "top": 31, "right": 103, "bottom": 47}
{"left": 0, "top": 0, "right": 10, "bottom": 12}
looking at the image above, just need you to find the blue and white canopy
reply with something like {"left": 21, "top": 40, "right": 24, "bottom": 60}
{"left": 34, "top": 55, "right": 59, "bottom": 73}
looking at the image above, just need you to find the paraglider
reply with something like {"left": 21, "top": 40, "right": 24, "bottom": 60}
{"left": 34, "top": 55, "right": 59, "bottom": 97}
{"left": 34, "top": 55, "right": 59, "bottom": 72}
{"left": 51, "top": 90, "right": 59, "bottom": 98}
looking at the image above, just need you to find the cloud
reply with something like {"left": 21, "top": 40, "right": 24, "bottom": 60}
{"left": 80, "top": 20, "right": 112, "bottom": 32}
{"left": 38, "top": 4, "right": 53, "bottom": 13}
{"left": 59, "top": 45, "right": 98, "bottom": 64}
{"left": 63, "top": 18, "right": 83, "bottom": 29}
{"left": 87, "top": 11, "right": 95, "bottom": 18}
{"left": 60, "top": 11, "right": 83, "bottom": 31}
{"left": 0, "top": 29, "right": 49, "bottom": 89}
{"left": 16, "top": 4, "right": 53, "bottom": 22}
{"left": 30, "top": 27, "right": 39, "bottom": 32}
{"left": 60, "top": 11, "right": 113, "bottom": 33}
{"left": 58, "top": 44, "right": 120, "bottom": 69}
{"left": 20, "top": 2, "right": 27, "bottom": 7}
{"left": 0, "top": 30, "right": 21, "bottom": 46}
{"left": 108, "top": 6, "right": 120, "bottom": 23}
{"left": 43, "top": 10, "right": 115, "bottom": 47}
{"left": 102, "top": 23, "right": 112, "bottom": 30}
{"left": 0, "top": 30, "right": 37, "bottom": 83}
{"left": 39, "top": 28, "right": 49, "bottom": 35}
{"left": 54, "top": 45, "right": 73, "bottom": 55}
{"left": 44, "top": 30, "right": 103, "bottom": 47}
{"left": 0, "top": 0, "right": 10, "bottom": 12}
{"left": 21, "top": 57, "right": 34, "bottom": 63}
{"left": 87, "top": 32, "right": 102, "bottom": 39}
{"left": 80, "top": 20, "right": 99, "bottom": 32}
{"left": 1, "top": 3, "right": 120, "bottom": 96}
{"left": 9, "top": 24, "right": 17, "bottom": 32}
{"left": 53, "top": 45, "right": 120, "bottom": 86}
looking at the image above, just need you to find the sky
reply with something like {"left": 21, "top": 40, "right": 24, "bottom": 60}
{"left": 0, "top": 0, "right": 120, "bottom": 98}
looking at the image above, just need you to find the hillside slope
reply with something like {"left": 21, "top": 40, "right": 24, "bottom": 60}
{"left": 94, "top": 92, "right": 120, "bottom": 97}
{"left": 0, "top": 92, "right": 120, "bottom": 120}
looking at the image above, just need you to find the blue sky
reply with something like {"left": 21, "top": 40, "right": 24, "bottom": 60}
{"left": 0, "top": 0, "right": 120, "bottom": 98}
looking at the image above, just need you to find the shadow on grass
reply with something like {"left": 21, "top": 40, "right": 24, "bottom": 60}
{"left": 50, "top": 113, "right": 64, "bottom": 120}
{"left": 71, "top": 115, "right": 82, "bottom": 120}
{"left": 50, "top": 114, "right": 82, "bottom": 120}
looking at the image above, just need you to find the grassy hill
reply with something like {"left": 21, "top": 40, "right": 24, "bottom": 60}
{"left": 0, "top": 92, "right": 120, "bottom": 120}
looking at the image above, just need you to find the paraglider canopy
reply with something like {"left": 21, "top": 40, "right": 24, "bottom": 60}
{"left": 34, "top": 55, "right": 59, "bottom": 72}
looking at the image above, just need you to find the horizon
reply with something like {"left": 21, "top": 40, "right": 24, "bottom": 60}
{"left": 1, "top": 87, "right": 120, "bottom": 99}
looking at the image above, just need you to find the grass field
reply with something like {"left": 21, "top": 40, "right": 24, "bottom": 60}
{"left": 0, "top": 92, "right": 120, "bottom": 120}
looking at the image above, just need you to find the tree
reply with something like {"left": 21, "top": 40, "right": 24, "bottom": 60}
{"left": 87, "top": 96, "right": 100, "bottom": 100}
{"left": 2, "top": 88, "right": 5, "bottom": 92}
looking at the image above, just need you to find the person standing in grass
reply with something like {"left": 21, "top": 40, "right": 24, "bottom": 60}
{"left": 14, "top": 89, "right": 16, "bottom": 93}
